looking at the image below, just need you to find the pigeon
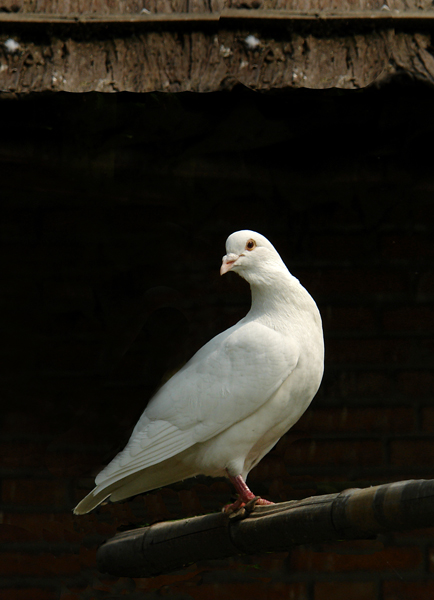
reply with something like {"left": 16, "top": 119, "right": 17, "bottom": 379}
{"left": 73, "top": 230, "right": 324, "bottom": 515}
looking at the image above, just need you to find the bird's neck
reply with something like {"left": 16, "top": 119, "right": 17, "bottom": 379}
{"left": 248, "top": 272, "right": 319, "bottom": 331}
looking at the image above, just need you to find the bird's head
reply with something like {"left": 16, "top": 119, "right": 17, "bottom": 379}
{"left": 220, "top": 230, "right": 287, "bottom": 285}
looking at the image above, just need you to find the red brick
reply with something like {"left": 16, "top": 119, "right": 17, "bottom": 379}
{"left": 311, "top": 234, "right": 370, "bottom": 260}
{"left": 315, "top": 581, "right": 377, "bottom": 600}
{"left": 132, "top": 566, "right": 204, "bottom": 594}
{"left": 322, "top": 306, "right": 377, "bottom": 332}
{"left": 416, "top": 337, "right": 434, "bottom": 358}
{"left": 293, "top": 406, "right": 415, "bottom": 434}
{"left": 398, "top": 371, "right": 434, "bottom": 396}
{"left": 246, "top": 552, "right": 288, "bottom": 571}
{"left": 284, "top": 439, "right": 383, "bottom": 467}
{"left": 0, "top": 512, "right": 115, "bottom": 543}
{"left": 428, "top": 546, "right": 434, "bottom": 572}
{"left": 0, "top": 524, "right": 33, "bottom": 543}
{"left": 382, "top": 234, "right": 434, "bottom": 260}
{"left": 394, "top": 527, "right": 434, "bottom": 542}
{"left": 301, "top": 268, "right": 405, "bottom": 295}
{"left": 422, "top": 407, "right": 434, "bottom": 432}
{"left": 168, "top": 582, "right": 307, "bottom": 600}
{"left": 0, "top": 590, "right": 57, "bottom": 600}
{"left": 248, "top": 454, "right": 289, "bottom": 483}
{"left": 326, "top": 338, "right": 411, "bottom": 365}
{"left": 39, "top": 340, "right": 100, "bottom": 372}
{"left": 0, "top": 412, "right": 57, "bottom": 436}
{"left": 41, "top": 209, "right": 103, "bottom": 241}
{"left": 290, "top": 543, "right": 422, "bottom": 572}
{"left": 41, "top": 278, "right": 94, "bottom": 306}
{"left": 0, "top": 442, "right": 47, "bottom": 468}
{"left": 325, "top": 370, "right": 395, "bottom": 398}
{"left": 45, "top": 450, "right": 104, "bottom": 478}
{"left": 383, "top": 580, "right": 434, "bottom": 600}
{"left": 59, "top": 588, "right": 88, "bottom": 600}
{"left": 2, "top": 479, "right": 68, "bottom": 507}
{"left": 383, "top": 306, "right": 434, "bottom": 332}
{"left": 0, "top": 547, "right": 95, "bottom": 576}
{"left": 413, "top": 201, "right": 434, "bottom": 224}
{"left": 69, "top": 586, "right": 107, "bottom": 600}
{"left": 390, "top": 439, "right": 434, "bottom": 466}
{"left": 417, "top": 271, "right": 434, "bottom": 294}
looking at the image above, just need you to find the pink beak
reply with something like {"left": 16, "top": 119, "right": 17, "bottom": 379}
{"left": 220, "top": 254, "right": 238, "bottom": 276}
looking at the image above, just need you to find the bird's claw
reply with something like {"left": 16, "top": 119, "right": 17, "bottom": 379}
{"left": 244, "top": 496, "right": 261, "bottom": 513}
{"left": 227, "top": 506, "right": 247, "bottom": 520}
{"left": 222, "top": 499, "right": 243, "bottom": 516}
{"left": 223, "top": 496, "right": 263, "bottom": 520}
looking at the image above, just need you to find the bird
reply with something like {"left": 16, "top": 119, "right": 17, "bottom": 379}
{"left": 73, "top": 230, "right": 324, "bottom": 515}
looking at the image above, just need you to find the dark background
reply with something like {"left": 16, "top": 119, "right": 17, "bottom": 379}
{"left": 1, "top": 79, "right": 434, "bottom": 599}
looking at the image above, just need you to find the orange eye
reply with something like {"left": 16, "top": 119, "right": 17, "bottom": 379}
{"left": 245, "top": 239, "right": 256, "bottom": 251}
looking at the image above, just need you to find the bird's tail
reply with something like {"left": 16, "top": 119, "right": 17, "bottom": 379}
{"left": 73, "top": 455, "right": 197, "bottom": 515}
{"left": 73, "top": 486, "right": 112, "bottom": 515}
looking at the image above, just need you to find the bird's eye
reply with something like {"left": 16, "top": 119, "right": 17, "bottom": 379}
{"left": 245, "top": 239, "right": 256, "bottom": 251}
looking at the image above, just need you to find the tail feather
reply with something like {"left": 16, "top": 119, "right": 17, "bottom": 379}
{"left": 110, "top": 461, "right": 196, "bottom": 502}
{"left": 73, "top": 454, "right": 197, "bottom": 515}
{"left": 73, "top": 487, "right": 113, "bottom": 515}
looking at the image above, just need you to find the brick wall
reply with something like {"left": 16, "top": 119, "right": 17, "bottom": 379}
{"left": 0, "top": 82, "right": 433, "bottom": 599}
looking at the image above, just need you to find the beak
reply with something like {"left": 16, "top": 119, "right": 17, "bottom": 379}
{"left": 220, "top": 253, "right": 239, "bottom": 276}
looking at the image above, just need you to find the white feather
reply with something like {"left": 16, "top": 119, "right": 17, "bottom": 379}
{"left": 73, "top": 230, "right": 324, "bottom": 514}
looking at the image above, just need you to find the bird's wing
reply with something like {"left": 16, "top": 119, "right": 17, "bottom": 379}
{"left": 95, "top": 320, "right": 299, "bottom": 488}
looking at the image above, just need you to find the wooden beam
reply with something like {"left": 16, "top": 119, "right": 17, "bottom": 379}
{"left": 1, "top": 10, "right": 434, "bottom": 28}
{"left": 97, "top": 479, "right": 434, "bottom": 578}
{"left": 2, "top": 5, "right": 433, "bottom": 93}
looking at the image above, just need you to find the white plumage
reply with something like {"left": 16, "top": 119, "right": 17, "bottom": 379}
{"left": 73, "top": 230, "right": 324, "bottom": 515}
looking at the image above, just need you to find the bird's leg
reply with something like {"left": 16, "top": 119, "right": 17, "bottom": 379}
{"left": 223, "top": 472, "right": 274, "bottom": 513}
{"left": 229, "top": 474, "right": 257, "bottom": 502}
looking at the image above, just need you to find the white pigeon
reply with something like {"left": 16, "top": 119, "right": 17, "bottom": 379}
{"left": 73, "top": 230, "right": 324, "bottom": 515}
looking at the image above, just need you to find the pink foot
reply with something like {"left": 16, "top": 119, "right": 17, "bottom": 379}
{"left": 223, "top": 472, "right": 274, "bottom": 514}
{"left": 253, "top": 497, "right": 274, "bottom": 506}
{"left": 223, "top": 498, "right": 245, "bottom": 513}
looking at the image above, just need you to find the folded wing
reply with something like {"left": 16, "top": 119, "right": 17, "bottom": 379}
{"left": 95, "top": 319, "right": 299, "bottom": 492}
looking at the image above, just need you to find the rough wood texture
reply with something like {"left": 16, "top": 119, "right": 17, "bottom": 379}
{"left": 3, "top": 0, "right": 434, "bottom": 13}
{"left": 1, "top": 24, "right": 434, "bottom": 92}
{"left": 1, "top": 3, "right": 434, "bottom": 92}
{"left": 96, "top": 479, "right": 434, "bottom": 578}
{"left": 0, "top": 0, "right": 226, "bottom": 13}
